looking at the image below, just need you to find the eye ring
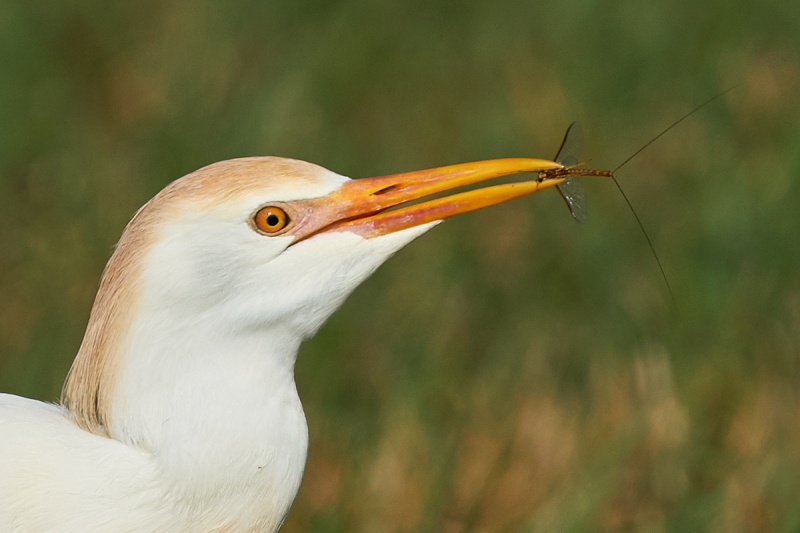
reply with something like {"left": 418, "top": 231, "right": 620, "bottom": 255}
{"left": 253, "top": 205, "right": 291, "bottom": 234}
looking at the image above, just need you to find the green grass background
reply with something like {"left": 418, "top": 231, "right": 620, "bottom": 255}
{"left": 1, "top": 0, "right": 798, "bottom": 531}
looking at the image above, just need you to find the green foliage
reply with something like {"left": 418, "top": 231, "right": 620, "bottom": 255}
{"left": 1, "top": 0, "right": 798, "bottom": 530}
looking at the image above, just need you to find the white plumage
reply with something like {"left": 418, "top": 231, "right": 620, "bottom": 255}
{"left": 0, "top": 155, "right": 564, "bottom": 532}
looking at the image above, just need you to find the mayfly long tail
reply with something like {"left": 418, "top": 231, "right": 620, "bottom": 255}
{"left": 611, "top": 174, "right": 676, "bottom": 307}
{"left": 613, "top": 85, "right": 739, "bottom": 174}
{"left": 611, "top": 84, "right": 739, "bottom": 309}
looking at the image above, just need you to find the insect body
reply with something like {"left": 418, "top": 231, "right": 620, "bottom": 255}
{"left": 538, "top": 122, "right": 613, "bottom": 224}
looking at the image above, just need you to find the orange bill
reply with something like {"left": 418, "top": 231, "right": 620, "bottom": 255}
{"left": 290, "top": 158, "right": 566, "bottom": 242}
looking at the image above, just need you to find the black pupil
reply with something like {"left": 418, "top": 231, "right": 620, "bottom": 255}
{"left": 266, "top": 213, "right": 280, "bottom": 226}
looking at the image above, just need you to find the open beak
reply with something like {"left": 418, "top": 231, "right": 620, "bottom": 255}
{"left": 290, "top": 158, "right": 566, "bottom": 242}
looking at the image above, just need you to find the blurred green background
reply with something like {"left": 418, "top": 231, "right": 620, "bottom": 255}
{"left": 1, "top": 0, "right": 798, "bottom": 531}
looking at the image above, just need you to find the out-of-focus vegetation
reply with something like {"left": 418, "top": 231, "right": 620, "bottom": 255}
{"left": 1, "top": 0, "right": 798, "bottom": 530}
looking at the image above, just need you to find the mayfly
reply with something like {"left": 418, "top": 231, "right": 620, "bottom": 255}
{"left": 537, "top": 86, "right": 738, "bottom": 306}
{"left": 546, "top": 121, "right": 610, "bottom": 224}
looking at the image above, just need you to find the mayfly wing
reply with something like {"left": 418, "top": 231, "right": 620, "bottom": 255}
{"left": 554, "top": 122, "right": 588, "bottom": 224}
{"left": 556, "top": 177, "right": 587, "bottom": 224}
{"left": 555, "top": 121, "right": 583, "bottom": 167}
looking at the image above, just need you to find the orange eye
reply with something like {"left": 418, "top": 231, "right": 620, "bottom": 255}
{"left": 254, "top": 206, "right": 290, "bottom": 234}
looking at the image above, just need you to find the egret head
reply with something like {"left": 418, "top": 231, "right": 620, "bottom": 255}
{"left": 62, "top": 155, "right": 564, "bottom": 436}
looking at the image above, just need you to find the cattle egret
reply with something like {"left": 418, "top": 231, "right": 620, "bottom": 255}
{"left": 0, "top": 156, "right": 574, "bottom": 532}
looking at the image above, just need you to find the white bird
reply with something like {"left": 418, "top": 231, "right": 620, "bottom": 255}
{"left": 0, "top": 155, "right": 566, "bottom": 532}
